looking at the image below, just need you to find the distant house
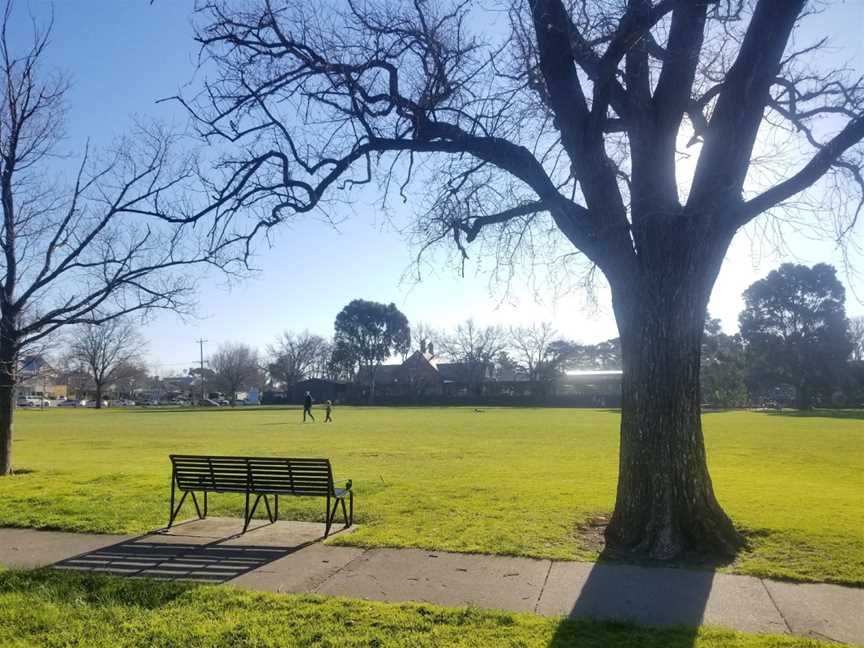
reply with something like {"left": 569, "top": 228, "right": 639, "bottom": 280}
{"left": 160, "top": 375, "right": 198, "bottom": 400}
{"left": 354, "top": 352, "right": 496, "bottom": 400}
{"left": 436, "top": 362, "right": 484, "bottom": 383}
{"left": 16, "top": 355, "right": 67, "bottom": 400}
{"left": 556, "top": 370, "right": 623, "bottom": 403}
{"left": 348, "top": 353, "right": 624, "bottom": 405}
{"left": 289, "top": 378, "right": 349, "bottom": 404}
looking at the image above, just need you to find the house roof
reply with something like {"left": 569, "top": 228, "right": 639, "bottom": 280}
{"left": 19, "top": 355, "right": 54, "bottom": 377}
{"left": 435, "top": 362, "right": 478, "bottom": 382}
{"left": 356, "top": 364, "right": 402, "bottom": 384}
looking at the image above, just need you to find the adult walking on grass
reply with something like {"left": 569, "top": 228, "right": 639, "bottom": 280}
{"left": 303, "top": 391, "right": 315, "bottom": 422}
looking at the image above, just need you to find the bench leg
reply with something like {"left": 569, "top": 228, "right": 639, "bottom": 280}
{"left": 325, "top": 497, "right": 341, "bottom": 538}
{"left": 340, "top": 498, "right": 349, "bottom": 528}
{"left": 244, "top": 494, "right": 264, "bottom": 533}
{"left": 168, "top": 477, "right": 176, "bottom": 528}
{"left": 203, "top": 491, "right": 208, "bottom": 518}
{"left": 349, "top": 491, "right": 354, "bottom": 527}
{"left": 324, "top": 495, "right": 331, "bottom": 538}
{"left": 243, "top": 490, "right": 251, "bottom": 533}
{"left": 190, "top": 491, "right": 204, "bottom": 519}
{"left": 274, "top": 495, "right": 279, "bottom": 522}
{"left": 168, "top": 490, "right": 189, "bottom": 528}
{"left": 262, "top": 494, "right": 275, "bottom": 524}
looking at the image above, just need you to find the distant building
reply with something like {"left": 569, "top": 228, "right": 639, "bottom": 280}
{"left": 16, "top": 355, "right": 67, "bottom": 400}
{"left": 342, "top": 352, "right": 625, "bottom": 405}
{"left": 289, "top": 378, "right": 349, "bottom": 404}
{"left": 556, "top": 370, "right": 623, "bottom": 404}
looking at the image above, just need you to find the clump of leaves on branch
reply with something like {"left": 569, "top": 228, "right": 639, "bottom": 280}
{"left": 185, "top": 0, "right": 863, "bottom": 560}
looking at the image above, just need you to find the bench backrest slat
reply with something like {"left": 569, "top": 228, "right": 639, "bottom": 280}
{"left": 171, "top": 455, "right": 333, "bottom": 496}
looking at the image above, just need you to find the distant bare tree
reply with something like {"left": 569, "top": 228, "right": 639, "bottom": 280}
{"left": 66, "top": 319, "right": 146, "bottom": 408}
{"left": 509, "top": 322, "right": 557, "bottom": 381}
{"left": 186, "top": 0, "right": 864, "bottom": 559}
{"left": 310, "top": 339, "right": 335, "bottom": 380}
{"left": 210, "top": 343, "right": 262, "bottom": 405}
{"left": 413, "top": 321, "right": 443, "bottom": 358}
{"left": 850, "top": 316, "right": 864, "bottom": 363}
{"left": 110, "top": 360, "right": 149, "bottom": 400}
{"left": 0, "top": 3, "right": 262, "bottom": 474}
{"left": 441, "top": 320, "right": 506, "bottom": 392}
{"left": 267, "top": 330, "right": 328, "bottom": 388}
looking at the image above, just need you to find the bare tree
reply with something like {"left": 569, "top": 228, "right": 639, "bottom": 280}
{"left": 509, "top": 322, "right": 557, "bottom": 381}
{"left": 187, "top": 1, "right": 864, "bottom": 559}
{"left": 66, "top": 319, "right": 146, "bottom": 408}
{"left": 0, "top": 4, "right": 260, "bottom": 474}
{"left": 850, "top": 316, "right": 864, "bottom": 363}
{"left": 267, "top": 330, "right": 328, "bottom": 388}
{"left": 210, "top": 342, "right": 262, "bottom": 405}
{"left": 310, "top": 338, "right": 335, "bottom": 380}
{"left": 440, "top": 320, "right": 506, "bottom": 392}
{"left": 413, "top": 321, "right": 443, "bottom": 358}
{"left": 110, "top": 360, "right": 149, "bottom": 400}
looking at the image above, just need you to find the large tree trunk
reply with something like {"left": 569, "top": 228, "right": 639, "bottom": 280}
{"left": 604, "top": 234, "right": 744, "bottom": 561}
{"left": 796, "top": 381, "right": 811, "bottom": 410}
{"left": 0, "top": 339, "right": 15, "bottom": 475}
{"left": 367, "top": 365, "right": 377, "bottom": 405}
{"left": 0, "top": 383, "right": 12, "bottom": 475}
{"left": 95, "top": 383, "right": 104, "bottom": 409}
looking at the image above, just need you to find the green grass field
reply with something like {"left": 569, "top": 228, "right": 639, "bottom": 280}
{"left": 0, "top": 407, "right": 861, "bottom": 585}
{"left": 0, "top": 570, "right": 839, "bottom": 648}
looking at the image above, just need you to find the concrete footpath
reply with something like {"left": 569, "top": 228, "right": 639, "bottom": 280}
{"left": 1, "top": 519, "right": 861, "bottom": 645}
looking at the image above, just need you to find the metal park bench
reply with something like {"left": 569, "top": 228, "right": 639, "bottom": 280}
{"left": 168, "top": 455, "right": 353, "bottom": 536}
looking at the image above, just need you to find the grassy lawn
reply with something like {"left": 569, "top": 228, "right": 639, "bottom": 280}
{"left": 0, "top": 569, "right": 839, "bottom": 648}
{"left": 0, "top": 407, "right": 861, "bottom": 585}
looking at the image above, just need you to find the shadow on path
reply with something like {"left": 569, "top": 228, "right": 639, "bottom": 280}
{"left": 52, "top": 524, "right": 311, "bottom": 583}
{"left": 547, "top": 560, "right": 714, "bottom": 647}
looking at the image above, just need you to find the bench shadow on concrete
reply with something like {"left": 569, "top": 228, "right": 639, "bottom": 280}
{"left": 52, "top": 521, "right": 314, "bottom": 583}
{"left": 547, "top": 560, "right": 713, "bottom": 647}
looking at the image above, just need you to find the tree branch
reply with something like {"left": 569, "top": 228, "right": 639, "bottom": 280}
{"left": 739, "top": 115, "right": 864, "bottom": 225}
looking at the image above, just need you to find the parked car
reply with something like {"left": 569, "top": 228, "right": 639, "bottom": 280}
{"left": 57, "top": 399, "right": 82, "bottom": 407}
{"left": 199, "top": 398, "right": 220, "bottom": 407}
{"left": 216, "top": 398, "right": 230, "bottom": 406}
{"left": 86, "top": 400, "right": 109, "bottom": 408}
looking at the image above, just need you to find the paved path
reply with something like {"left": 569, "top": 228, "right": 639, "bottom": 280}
{"left": 1, "top": 520, "right": 861, "bottom": 645}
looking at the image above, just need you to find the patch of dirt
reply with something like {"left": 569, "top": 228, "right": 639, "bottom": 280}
{"left": 574, "top": 513, "right": 745, "bottom": 570}
{"left": 572, "top": 513, "right": 610, "bottom": 554}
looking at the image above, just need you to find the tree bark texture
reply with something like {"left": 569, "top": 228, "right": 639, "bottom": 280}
{"left": 605, "top": 227, "right": 744, "bottom": 560}
{"left": 0, "top": 337, "right": 15, "bottom": 475}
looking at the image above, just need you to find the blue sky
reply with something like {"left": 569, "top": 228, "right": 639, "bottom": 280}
{"left": 9, "top": 1, "right": 864, "bottom": 374}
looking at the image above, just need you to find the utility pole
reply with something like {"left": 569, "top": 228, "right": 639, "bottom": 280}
{"left": 196, "top": 339, "right": 207, "bottom": 404}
